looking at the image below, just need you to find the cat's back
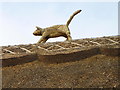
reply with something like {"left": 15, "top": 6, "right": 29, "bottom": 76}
{"left": 45, "top": 25, "right": 66, "bottom": 31}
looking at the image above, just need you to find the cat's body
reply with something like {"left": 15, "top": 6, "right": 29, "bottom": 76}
{"left": 33, "top": 10, "right": 82, "bottom": 43}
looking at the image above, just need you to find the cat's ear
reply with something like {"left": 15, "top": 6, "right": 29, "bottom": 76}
{"left": 36, "top": 26, "right": 42, "bottom": 30}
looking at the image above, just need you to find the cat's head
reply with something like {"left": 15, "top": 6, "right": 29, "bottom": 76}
{"left": 33, "top": 26, "right": 43, "bottom": 36}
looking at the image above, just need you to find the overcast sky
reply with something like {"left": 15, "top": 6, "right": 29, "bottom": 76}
{"left": 0, "top": 2, "right": 118, "bottom": 46}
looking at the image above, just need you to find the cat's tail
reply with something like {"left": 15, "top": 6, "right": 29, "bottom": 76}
{"left": 66, "top": 10, "right": 82, "bottom": 27}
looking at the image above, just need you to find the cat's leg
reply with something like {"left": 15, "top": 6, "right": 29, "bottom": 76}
{"left": 66, "top": 34, "right": 72, "bottom": 41}
{"left": 37, "top": 36, "right": 48, "bottom": 43}
{"left": 41, "top": 38, "right": 48, "bottom": 43}
{"left": 65, "top": 27, "right": 72, "bottom": 41}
